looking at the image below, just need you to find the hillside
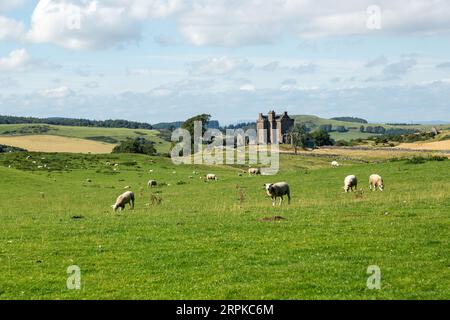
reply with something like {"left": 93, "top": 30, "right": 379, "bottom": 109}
{"left": 292, "top": 115, "right": 447, "bottom": 142}
{"left": 0, "top": 124, "right": 171, "bottom": 154}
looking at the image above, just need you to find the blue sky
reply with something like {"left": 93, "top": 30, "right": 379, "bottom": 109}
{"left": 1, "top": 0, "right": 450, "bottom": 124}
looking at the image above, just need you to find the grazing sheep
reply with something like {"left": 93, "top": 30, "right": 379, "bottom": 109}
{"left": 124, "top": 186, "right": 132, "bottom": 189}
{"left": 206, "top": 174, "right": 218, "bottom": 181}
{"left": 331, "top": 161, "right": 340, "bottom": 168}
{"left": 248, "top": 168, "right": 261, "bottom": 175}
{"left": 344, "top": 175, "right": 358, "bottom": 193}
{"left": 264, "top": 182, "right": 291, "bottom": 206}
{"left": 112, "top": 191, "right": 135, "bottom": 211}
{"left": 369, "top": 174, "right": 384, "bottom": 191}
{"left": 147, "top": 180, "right": 157, "bottom": 188}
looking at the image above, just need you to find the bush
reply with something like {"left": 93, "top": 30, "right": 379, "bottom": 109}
{"left": 112, "top": 138, "right": 157, "bottom": 155}
{"left": 406, "top": 156, "right": 426, "bottom": 164}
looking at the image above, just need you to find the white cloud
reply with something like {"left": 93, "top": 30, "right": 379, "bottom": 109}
{"left": 13, "top": 0, "right": 450, "bottom": 50}
{"left": 178, "top": 0, "right": 450, "bottom": 47}
{"left": 39, "top": 86, "right": 74, "bottom": 98}
{"left": 0, "top": 48, "right": 31, "bottom": 71}
{"left": 0, "top": 0, "right": 26, "bottom": 13}
{"left": 26, "top": 0, "right": 141, "bottom": 50}
{"left": 239, "top": 83, "right": 255, "bottom": 92}
{"left": 0, "top": 15, "right": 25, "bottom": 41}
{"left": 188, "top": 56, "right": 252, "bottom": 76}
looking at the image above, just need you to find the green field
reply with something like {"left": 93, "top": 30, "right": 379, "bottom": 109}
{"left": 0, "top": 124, "right": 171, "bottom": 153}
{"left": 293, "top": 115, "right": 448, "bottom": 142}
{"left": 0, "top": 151, "right": 449, "bottom": 300}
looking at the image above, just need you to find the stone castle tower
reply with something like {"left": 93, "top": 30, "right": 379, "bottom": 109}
{"left": 257, "top": 111, "right": 294, "bottom": 144}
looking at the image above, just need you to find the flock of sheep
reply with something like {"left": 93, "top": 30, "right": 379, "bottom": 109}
{"left": 111, "top": 161, "right": 385, "bottom": 211}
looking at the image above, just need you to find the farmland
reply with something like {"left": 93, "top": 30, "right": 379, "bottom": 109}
{"left": 0, "top": 124, "right": 171, "bottom": 154}
{"left": 0, "top": 150, "right": 448, "bottom": 300}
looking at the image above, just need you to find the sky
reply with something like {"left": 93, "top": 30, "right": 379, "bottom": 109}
{"left": 0, "top": 0, "right": 450, "bottom": 124}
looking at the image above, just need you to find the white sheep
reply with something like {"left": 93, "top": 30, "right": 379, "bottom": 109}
{"left": 264, "top": 182, "right": 291, "bottom": 206}
{"left": 147, "top": 180, "right": 157, "bottom": 188}
{"left": 344, "top": 175, "right": 358, "bottom": 193}
{"left": 331, "top": 161, "right": 340, "bottom": 168}
{"left": 206, "top": 174, "right": 218, "bottom": 181}
{"left": 248, "top": 168, "right": 261, "bottom": 175}
{"left": 112, "top": 191, "right": 135, "bottom": 211}
{"left": 369, "top": 174, "right": 384, "bottom": 191}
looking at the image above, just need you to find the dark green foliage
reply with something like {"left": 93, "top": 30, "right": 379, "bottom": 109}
{"left": 330, "top": 117, "right": 368, "bottom": 124}
{"left": 336, "top": 126, "right": 349, "bottom": 133}
{"left": 319, "top": 124, "right": 333, "bottom": 132}
{"left": 86, "top": 136, "right": 119, "bottom": 144}
{"left": 0, "top": 145, "right": 27, "bottom": 153}
{"left": 112, "top": 138, "right": 157, "bottom": 155}
{"left": 2, "top": 125, "right": 53, "bottom": 135}
{"left": 310, "top": 129, "right": 334, "bottom": 146}
{"left": 181, "top": 114, "right": 212, "bottom": 146}
{"left": 0, "top": 115, "right": 153, "bottom": 130}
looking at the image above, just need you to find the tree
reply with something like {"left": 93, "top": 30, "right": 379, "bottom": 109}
{"left": 112, "top": 138, "right": 156, "bottom": 155}
{"left": 311, "top": 129, "right": 334, "bottom": 146}
{"left": 319, "top": 124, "right": 333, "bottom": 132}
{"left": 181, "top": 114, "right": 211, "bottom": 146}
{"left": 288, "top": 124, "right": 313, "bottom": 154}
{"left": 336, "top": 126, "right": 349, "bottom": 133}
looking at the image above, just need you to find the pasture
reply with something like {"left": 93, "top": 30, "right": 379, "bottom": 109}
{"left": 0, "top": 152, "right": 449, "bottom": 299}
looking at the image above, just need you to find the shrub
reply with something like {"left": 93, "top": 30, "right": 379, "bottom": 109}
{"left": 112, "top": 138, "right": 156, "bottom": 155}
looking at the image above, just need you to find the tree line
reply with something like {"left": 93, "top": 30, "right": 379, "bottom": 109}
{"left": 0, "top": 115, "right": 153, "bottom": 130}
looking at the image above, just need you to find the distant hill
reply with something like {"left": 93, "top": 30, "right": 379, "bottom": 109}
{"left": 0, "top": 115, "right": 153, "bottom": 130}
{"left": 292, "top": 115, "right": 448, "bottom": 142}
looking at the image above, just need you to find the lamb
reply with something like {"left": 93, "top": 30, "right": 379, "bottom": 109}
{"left": 369, "top": 174, "right": 384, "bottom": 191}
{"left": 264, "top": 182, "right": 291, "bottom": 206}
{"left": 206, "top": 174, "right": 218, "bottom": 181}
{"left": 112, "top": 191, "right": 135, "bottom": 211}
{"left": 248, "top": 168, "right": 261, "bottom": 175}
{"left": 148, "top": 180, "right": 157, "bottom": 188}
{"left": 331, "top": 161, "right": 340, "bottom": 168}
{"left": 344, "top": 175, "right": 358, "bottom": 193}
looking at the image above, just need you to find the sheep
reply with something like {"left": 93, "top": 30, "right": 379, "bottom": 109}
{"left": 112, "top": 191, "right": 135, "bottom": 211}
{"left": 369, "top": 174, "right": 384, "bottom": 191}
{"left": 331, "top": 161, "right": 340, "bottom": 168}
{"left": 147, "top": 180, "right": 157, "bottom": 188}
{"left": 264, "top": 182, "right": 291, "bottom": 206}
{"left": 124, "top": 186, "right": 132, "bottom": 189}
{"left": 248, "top": 168, "right": 261, "bottom": 175}
{"left": 344, "top": 175, "right": 358, "bottom": 193}
{"left": 206, "top": 174, "right": 218, "bottom": 181}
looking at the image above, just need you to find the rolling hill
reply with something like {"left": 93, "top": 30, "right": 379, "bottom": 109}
{"left": 0, "top": 124, "right": 171, "bottom": 154}
{"left": 292, "top": 115, "right": 448, "bottom": 142}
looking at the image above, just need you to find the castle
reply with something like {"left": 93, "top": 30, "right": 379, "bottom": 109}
{"left": 257, "top": 111, "right": 294, "bottom": 144}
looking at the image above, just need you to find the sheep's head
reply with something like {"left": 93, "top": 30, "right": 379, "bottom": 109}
{"left": 379, "top": 181, "right": 385, "bottom": 191}
{"left": 264, "top": 184, "right": 274, "bottom": 194}
{"left": 112, "top": 204, "right": 118, "bottom": 211}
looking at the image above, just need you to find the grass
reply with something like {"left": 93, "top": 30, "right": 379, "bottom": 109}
{"left": 293, "top": 115, "right": 447, "bottom": 142}
{"left": 0, "top": 152, "right": 449, "bottom": 300}
{"left": 0, "top": 124, "right": 171, "bottom": 154}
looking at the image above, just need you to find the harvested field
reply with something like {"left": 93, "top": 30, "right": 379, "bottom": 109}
{"left": 397, "top": 140, "right": 450, "bottom": 151}
{"left": 0, "top": 135, "right": 115, "bottom": 154}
